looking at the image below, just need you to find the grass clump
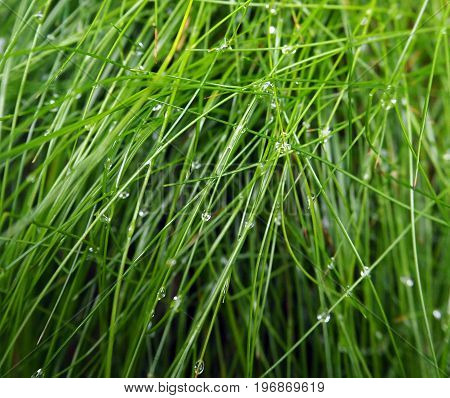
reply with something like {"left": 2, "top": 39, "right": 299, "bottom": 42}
{"left": 0, "top": 0, "right": 448, "bottom": 377}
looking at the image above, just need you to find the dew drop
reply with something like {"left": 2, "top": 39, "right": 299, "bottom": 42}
{"left": 320, "top": 126, "right": 331, "bottom": 143}
{"left": 157, "top": 287, "right": 166, "bottom": 300}
{"left": 194, "top": 359, "right": 205, "bottom": 375}
{"left": 191, "top": 160, "right": 202, "bottom": 170}
{"left": 432, "top": 309, "right": 442, "bottom": 320}
{"left": 265, "top": 5, "right": 277, "bottom": 15}
{"left": 317, "top": 312, "right": 331, "bottom": 323}
{"left": 104, "top": 157, "right": 112, "bottom": 170}
{"left": 166, "top": 258, "right": 177, "bottom": 267}
{"left": 275, "top": 141, "right": 291, "bottom": 154}
{"left": 360, "top": 266, "right": 371, "bottom": 278}
{"left": 281, "top": 45, "right": 296, "bottom": 55}
{"left": 274, "top": 212, "right": 281, "bottom": 226}
{"left": 101, "top": 214, "right": 111, "bottom": 224}
{"left": 244, "top": 220, "right": 254, "bottom": 229}
{"left": 138, "top": 208, "right": 149, "bottom": 217}
{"left": 400, "top": 276, "right": 414, "bottom": 287}
{"left": 327, "top": 257, "right": 335, "bottom": 270}
{"left": 344, "top": 285, "right": 353, "bottom": 297}
{"left": 32, "top": 368, "right": 44, "bottom": 378}
{"left": 201, "top": 210, "right": 211, "bottom": 222}
{"left": 269, "top": 26, "right": 276, "bottom": 35}
{"left": 34, "top": 11, "right": 44, "bottom": 23}
{"left": 260, "top": 80, "right": 274, "bottom": 92}
{"left": 152, "top": 104, "right": 162, "bottom": 112}
{"left": 118, "top": 191, "right": 130, "bottom": 199}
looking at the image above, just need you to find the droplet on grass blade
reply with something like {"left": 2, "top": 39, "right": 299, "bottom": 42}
{"left": 269, "top": 26, "right": 276, "bottom": 35}
{"left": 275, "top": 141, "right": 291, "bottom": 154}
{"left": 166, "top": 258, "right": 177, "bottom": 267}
{"left": 201, "top": 211, "right": 211, "bottom": 222}
{"left": 152, "top": 104, "right": 162, "bottom": 112}
{"left": 244, "top": 219, "right": 254, "bottom": 229}
{"left": 138, "top": 208, "right": 149, "bottom": 218}
{"left": 320, "top": 126, "right": 331, "bottom": 143}
{"left": 281, "top": 45, "right": 296, "bottom": 55}
{"left": 34, "top": 11, "right": 44, "bottom": 23}
{"left": 157, "top": 287, "right": 166, "bottom": 300}
{"left": 360, "top": 266, "right": 371, "bottom": 278}
{"left": 194, "top": 360, "right": 205, "bottom": 375}
{"left": 118, "top": 191, "right": 129, "bottom": 199}
{"left": 327, "top": 257, "right": 335, "bottom": 270}
{"left": 432, "top": 310, "right": 442, "bottom": 320}
{"left": 400, "top": 276, "right": 414, "bottom": 287}
{"left": 32, "top": 368, "right": 44, "bottom": 378}
{"left": 265, "top": 5, "right": 277, "bottom": 15}
{"left": 317, "top": 312, "right": 331, "bottom": 323}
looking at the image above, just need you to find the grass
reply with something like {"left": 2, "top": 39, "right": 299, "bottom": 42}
{"left": 0, "top": 0, "right": 448, "bottom": 378}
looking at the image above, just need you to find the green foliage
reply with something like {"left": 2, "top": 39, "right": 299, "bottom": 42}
{"left": 0, "top": 0, "right": 448, "bottom": 377}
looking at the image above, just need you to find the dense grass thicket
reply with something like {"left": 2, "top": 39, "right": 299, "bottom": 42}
{"left": 0, "top": 0, "right": 449, "bottom": 378}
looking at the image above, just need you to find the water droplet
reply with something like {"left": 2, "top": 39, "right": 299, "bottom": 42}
{"left": 302, "top": 121, "right": 311, "bottom": 129}
{"left": 194, "top": 359, "right": 205, "bottom": 375}
{"left": 101, "top": 214, "right": 111, "bottom": 224}
{"left": 400, "top": 276, "right": 414, "bottom": 287}
{"left": 275, "top": 141, "right": 291, "bottom": 154}
{"left": 320, "top": 126, "right": 331, "bottom": 143}
{"left": 281, "top": 45, "right": 296, "bottom": 55}
{"left": 274, "top": 212, "right": 281, "bottom": 226}
{"left": 152, "top": 104, "right": 162, "bottom": 112}
{"left": 209, "top": 39, "right": 232, "bottom": 52}
{"left": 191, "top": 160, "right": 202, "bottom": 170}
{"left": 432, "top": 309, "right": 442, "bottom": 320}
{"left": 137, "top": 41, "right": 144, "bottom": 49}
{"left": 443, "top": 151, "right": 450, "bottom": 162}
{"left": 34, "top": 11, "right": 44, "bottom": 23}
{"left": 317, "top": 312, "right": 331, "bottom": 323}
{"left": 157, "top": 287, "right": 166, "bottom": 300}
{"left": 360, "top": 266, "right": 371, "bottom": 278}
{"left": 265, "top": 5, "right": 277, "bottom": 15}
{"left": 118, "top": 191, "right": 129, "bottom": 199}
{"left": 260, "top": 80, "right": 274, "bottom": 92}
{"left": 166, "top": 258, "right": 177, "bottom": 267}
{"left": 244, "top": 219, "right": 254, "bottom": 229}
{"left": 201, "top": 210, "right": 211, "bottom": 222}
{"left": 32, "top": 368, "right": 44, "bottom": 378}
{"left": 88, "top": 247, "right": 96, "bottom": 253}
{"left": 138, "top": 208, "right": 149, "bottom": 217}
{"left": 360, "top": 17, "right": 368, "bottom": 26}
{"left": 222, "top": 282, "right": 229, "bottom": 303}
{"left": 344, "top": 285, "right": 353, "bottom": 297}
{"left": 269, "top": 26, "right": 276, "bottom": 35}
{"left": 327, "top": 257, "right": 335, "bottom": 270}
{"left": 47, "top": 33, "right": 56, "bottom": 41}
